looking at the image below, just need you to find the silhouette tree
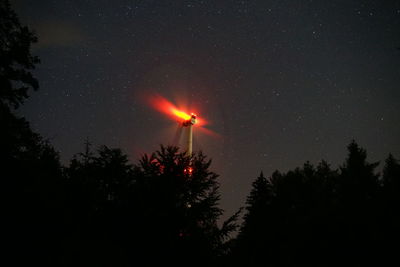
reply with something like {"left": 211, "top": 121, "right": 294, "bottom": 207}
{"left": 0, "top": 0, "right": 39, "bottom": 109}
{"left": 334, "top": 140, "right": 381, "bottom": 265}
{"left": 0, "top": 2, "right": 65, "bottom": 265}
{"left": 234, "top": 171, "right": 276, "bottom": 265}
{"left": 62, "top": 144, "right": 135, "bottom": 266}
{"left": 383, "top": 154, "right": 400, "bottom": 194}
{"left": 270, "top": 162, "right": 338, "bottom": 266}
{"left": 0, "top": 0, "right": 43, "bottom": 183}
{"left": 339, "top": 140, "right": 380, "bottom": 196}
{"left": 130, "top": 146, "right": 238, "bottom": 264}
{"left": 380, "top": 154, "right": 400, "bottom": 264}
{"left": 232, "top": 141, "right": 391, "bottom": 266}
{"left": 2, "top": 98, "right": 64, "bottom": 265}
{"left": 62, "top": 145, "right": 239, "bottom": 266}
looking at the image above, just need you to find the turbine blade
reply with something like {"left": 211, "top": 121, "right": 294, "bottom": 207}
{"left": 172, "top": 123, "right": 184, "bottom": 147}
{"left": 198, "top": 126, "right": 221, "bottom": 139}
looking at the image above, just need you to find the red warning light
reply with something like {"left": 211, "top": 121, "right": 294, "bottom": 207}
{"left": 184, "top": 166, "right": 193, "bottom": 176}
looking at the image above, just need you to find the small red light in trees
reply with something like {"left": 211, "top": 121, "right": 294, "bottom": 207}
{"left": 184, "top": 166, "right": 193, "bottom": 176}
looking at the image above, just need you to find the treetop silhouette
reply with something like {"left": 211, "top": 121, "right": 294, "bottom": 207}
{"left": 0, "top": 0, "right": 39, "bottom": 109}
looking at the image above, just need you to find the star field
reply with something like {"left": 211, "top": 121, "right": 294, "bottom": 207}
{"left": 13, "top": 0, "right": 400, "bottom": 218}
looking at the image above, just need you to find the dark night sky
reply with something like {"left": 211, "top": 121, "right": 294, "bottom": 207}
{"left": 12, "top": 0, "right": 400, "bottom": 218}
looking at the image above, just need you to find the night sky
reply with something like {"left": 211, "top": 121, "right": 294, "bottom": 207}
{"left": 12, "top": 0, "right": 400, "bottom": 218}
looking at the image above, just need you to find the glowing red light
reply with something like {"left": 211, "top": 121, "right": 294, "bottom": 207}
{"left": 148, "top": 94, "right": 190, "bottom": 120}
{"left": 184, "top": 166, "right": 193, "bottom": 176}
{"left": 147, "top": 94, "right": 206, "bottom": 126}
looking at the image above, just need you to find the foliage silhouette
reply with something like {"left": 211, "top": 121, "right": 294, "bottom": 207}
{"left": 1, "top": 2, "right": 62, "bottom": 264}
{"left": 59, "top": 144, "right": 240, "bottom": 266}
{"left": 232, "top": 141, "right": 400, "bottom": 266}
{"left": 0, "top": 0, "right": 39, "bottom": 109}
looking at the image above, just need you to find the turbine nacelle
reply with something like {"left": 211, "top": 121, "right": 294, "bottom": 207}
{"left": 182, "top": 113, "right": 197, "bottom": 127}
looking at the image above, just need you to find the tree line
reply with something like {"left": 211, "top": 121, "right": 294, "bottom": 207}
{"left": 232, "top": 143, "right": 400, "bottom": 266}
{"left": 2, "top": 0, "right": 399, "bottom": 265}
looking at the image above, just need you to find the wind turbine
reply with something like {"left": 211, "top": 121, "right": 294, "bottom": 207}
{"left": 147, "top": 94, "right": 217, "bottom": 157}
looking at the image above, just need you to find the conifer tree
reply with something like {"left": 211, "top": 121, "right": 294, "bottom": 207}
{"left": 131, "top": 146, "right": 238, "bottom": 264}
{"left": 235, "top": 172, "right": 276, "bottom": 265}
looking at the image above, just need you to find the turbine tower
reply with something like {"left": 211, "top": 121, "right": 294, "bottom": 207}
{"left": 182, "top": 113, "right": 197, "bottom": 156}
